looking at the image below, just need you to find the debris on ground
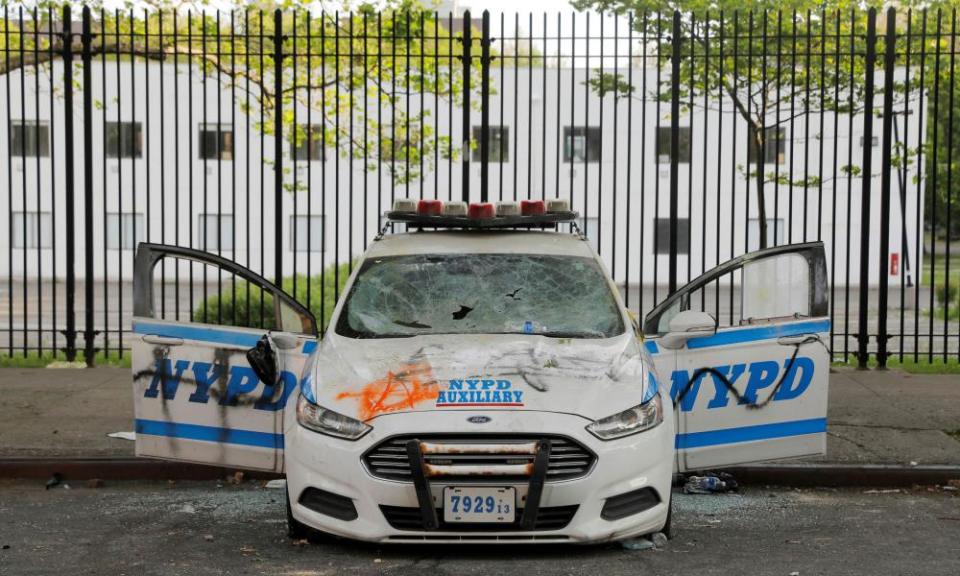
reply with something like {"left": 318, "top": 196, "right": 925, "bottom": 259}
{"left": 178, "top": 504, "right": 197, "bottom": 514}
{"left": 203, "top": 534, "right": 214, "bottom": 542}
{"left": 948, "top": 479, "right": 960, "bottom": 488}
{"left": 239, "top": 545, "right": 256, "bottom": 555}
{"left": 292, "top": 538, "right": 308, "bottom": 547}
{"left": 106, "top": 431, "right": 136, "bottom": 441}
{"left": 264, "top": 479, "right": 286, "bottom": 490}
{"left": 228, "top": 471, "right": 245, "bottom": 485}
{"left": 683, "top": 472, "right": 738, "bottom": 494}
{"left": 86, "top": 479, "right": 104, "bottom": 489}
{"left": 45, "top": 473, "right": 62, "bottom": 490}
{"left": 863, "top": 489, "right": 901, "bottom": 495}
{"left": 620, "top": 532, "right": 668, "bottom": 551}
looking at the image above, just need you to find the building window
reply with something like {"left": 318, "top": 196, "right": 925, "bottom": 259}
{"left": 197, "top": 214, "right": 234, "bottom": 251}
{"left": 106, "top": 213, "right": 144, "bottom": 250}
{"left": 655, "top": 127, "right": 691, "bottom": 164}
{"left": 653, "top": 217, "right": 690, "bottom": 255}
{"left": 106, "top": 122, "right": 143, "bottom": 159}
{"left": 291, "top": 124, "right": 325, "bottom": 161}
{"left": 747, "top": 218, "right": 785, "bottom": 252}
{"left": 290, "top": 215, "right": 324, "bottom": 252}
{"left": 748, "top": 127, "right": 786, "bottom": 165}
{"left": 10, "top": 121, "right": 50, "bottom": 157}
{"left": 12, "top": 212, "right": 52, "bottom": 249}
{"left": 471, "top": 125, "right": 509, "bottom": 163}
{"left": 563, "top": 127, "right": 602, "bottom": 163}
{"left": 198, "top": 125, "right": 234, "bottom": 160}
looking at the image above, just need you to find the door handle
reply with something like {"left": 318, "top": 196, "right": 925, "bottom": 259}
{"left": 777, "top": 334, "right": 820, "bottom": 347}
{"left": 142, "top": 335, "right": 184, "bottom": 347}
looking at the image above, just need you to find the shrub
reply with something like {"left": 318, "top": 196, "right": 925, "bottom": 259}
{"left": 935, "top": 283, "right": 959, "bottom": 306}
{"left": 192, "top": 261, "right": 355, "bottom": 333}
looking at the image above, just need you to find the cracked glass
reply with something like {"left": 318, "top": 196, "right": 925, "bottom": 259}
{"left": 336, "top": 254, "right": 625, "bottom": 339}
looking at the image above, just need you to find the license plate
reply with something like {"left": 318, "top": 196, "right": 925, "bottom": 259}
{"left": 443, "top": 487, "right": 515, "bottom": 523}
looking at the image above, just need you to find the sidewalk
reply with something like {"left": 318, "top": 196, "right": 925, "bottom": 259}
{"left": 0, "top": 366, "right": 959, "bottom": 466}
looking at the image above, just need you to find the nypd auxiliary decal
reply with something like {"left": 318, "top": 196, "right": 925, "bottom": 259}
{"left": 437, "top": 379, "right": 524, "bottom": 407}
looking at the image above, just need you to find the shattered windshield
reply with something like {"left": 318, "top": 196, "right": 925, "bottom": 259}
{"left": 336, "top": 253, "right": 625, "bottom": 339}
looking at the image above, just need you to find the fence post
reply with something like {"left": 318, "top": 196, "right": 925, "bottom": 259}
{"left": 81, "top": 6, "right": 95, "bottom": 367}
{"left": 857, "top": 8, "right": 877, "bottom": 369}
{"left": 60, "top": 5, "right": 77, "bottom": 362}
{"left": 461, "top": 11, "right": 471, "bottom": 203}
{"left": 273, "top": 9, "right": 284, "bottom": 285}
{"left": 480, "top": 10, "right": 490, "bottom": 203}
{"left": 876, "top": 8, "right": 897, "bottom": 369}
{"left": 668, "top": 11, "right": 681, "bottom": 295}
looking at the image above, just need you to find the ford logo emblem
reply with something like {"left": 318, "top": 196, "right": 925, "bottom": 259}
{"left": 467, "top": 416, "right": 491, "bottom": 424}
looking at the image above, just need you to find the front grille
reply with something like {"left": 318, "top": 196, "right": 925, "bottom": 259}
{"left": 380, "top": 504, "right": 579, "bottom": 532}
{"left": 363, "top": 434, "right": 596, "bottom": 483}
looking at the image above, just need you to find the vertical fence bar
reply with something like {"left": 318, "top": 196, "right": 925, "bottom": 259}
{"left": 876, "top": 7, "right": 897, "bottom": 368}
{"left": 668, "top": 11, "right": 681, "bottom": 295}
{"left": 274, "top": 9, "right": 284, "bottom": 285}
{"left": 61, "top": 5, "right": 77, "bottom": 361}
{"left": 462, "top": 11, "right": 471, "bottom": 203}
{"left": 81, "top": 6, "right": 95, "bottom": 366}
{"left": 480, "top": 10, "right": 490, "bottom": 203}
{"left": 857, "top": 8, "right": 877, "bottom": 368}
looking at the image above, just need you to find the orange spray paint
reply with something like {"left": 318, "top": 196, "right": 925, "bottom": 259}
{"left": 336, "top": 362, "right": 440, "bottom": 421}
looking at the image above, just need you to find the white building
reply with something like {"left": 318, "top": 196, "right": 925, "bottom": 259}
{"left": 0, "top": 59, "right": 926, "bottom": 290}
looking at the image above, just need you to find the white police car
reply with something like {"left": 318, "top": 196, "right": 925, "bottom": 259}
{"left": 131, "top": 199, "right": 829, "bottom": 544}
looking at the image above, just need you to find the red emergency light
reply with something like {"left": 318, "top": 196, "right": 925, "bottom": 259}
{"left": 468, "top": 203, "right": 496, "bottom": 219}
{"left": 521, "top": 200, "right": 545, "bottom": 215}
{"left": 417, "top": 199, "right": 443, "bottom": 216}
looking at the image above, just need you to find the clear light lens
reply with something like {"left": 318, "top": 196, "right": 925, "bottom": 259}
{"left": 443, "top": 201, "right": 468, "bottom": 216}
{"left": 296, "top": 395, "right": 372, "bottom": 440}
{"left": 546, "top": 198, "right": 570, "bottom": 213}
{"left": 392, "top": 198, "right": 417, "bottom": 213}
{"left": 586, "top": 395, "right": 663, "bottom": 440}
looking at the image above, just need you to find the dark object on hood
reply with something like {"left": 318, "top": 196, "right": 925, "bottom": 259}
{"left": 45, "top": 473, "right": 62, "bottom": 490}
{"left": 451, "top": 305, "right": 474, "bottom": 320}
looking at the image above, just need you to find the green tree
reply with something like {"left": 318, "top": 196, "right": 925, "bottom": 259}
{"left": 573, "top": 0, "right": 955, "bottom": 249}
{"left": 0, "top": 0, "right": 478, "bottom": 184}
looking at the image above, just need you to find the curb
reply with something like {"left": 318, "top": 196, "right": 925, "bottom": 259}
{"left": 1, "top": 458, "right": 958, "bottom": 487}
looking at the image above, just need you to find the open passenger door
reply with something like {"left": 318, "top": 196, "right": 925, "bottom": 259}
{"left": 644, "top": 242, "right": 830, "bottom": 472}
{"left": 131, "top": 244, "right": 318, "bottom": 472}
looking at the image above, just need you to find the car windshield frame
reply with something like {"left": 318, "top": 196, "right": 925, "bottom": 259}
{"left": 334, "top": 252, "right": 626, "bottom": 340}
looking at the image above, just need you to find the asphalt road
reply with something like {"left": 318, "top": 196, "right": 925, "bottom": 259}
{"left": 0, "top": 480, "right": 958, "bottom": 576}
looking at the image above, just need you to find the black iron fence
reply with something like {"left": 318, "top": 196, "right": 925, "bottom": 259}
{"left": 0, "top": 6, "right": 957, "bottom": 368}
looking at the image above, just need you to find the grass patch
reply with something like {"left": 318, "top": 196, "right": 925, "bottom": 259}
{"left": 0, "top": 351, "right": 132, "bottom": 368}
{"left": 832, "top": 356, "right": 960, "bottom": 374}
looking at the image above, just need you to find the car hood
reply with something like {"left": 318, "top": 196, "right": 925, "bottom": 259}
{"left": 306, "top": 332, "right": 653, "bottom": 423}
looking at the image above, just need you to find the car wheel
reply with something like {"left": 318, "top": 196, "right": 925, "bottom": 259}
{"left": 661, "top": 490, "right": 673, "bottom": 539}
{"left": 286, "top": 488, "right": 312, "bottom": 540}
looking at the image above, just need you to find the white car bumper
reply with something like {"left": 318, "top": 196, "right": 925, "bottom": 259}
{"left": 285, "top": 409, "right": 674, "bottom": 544}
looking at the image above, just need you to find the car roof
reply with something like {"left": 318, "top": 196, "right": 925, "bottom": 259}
{"left": 365, "top": 230, "right": 596, "bottom": 259}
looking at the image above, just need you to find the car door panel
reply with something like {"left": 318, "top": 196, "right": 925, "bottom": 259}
{"left": 644, "top": 242, "right": 829, "bottom": 472}
{"left": 131, "top": 244, "right": 318, "bottom": 472}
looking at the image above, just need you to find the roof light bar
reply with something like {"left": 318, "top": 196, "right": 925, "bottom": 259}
{"left": 385, "top": 198, "right": 577, "bottom": 230}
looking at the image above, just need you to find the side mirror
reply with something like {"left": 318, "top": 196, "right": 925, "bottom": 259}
{"left": 658, "top": 310, "right": 717, "bottom": 350}
{"left": 247, "top": 334, "right": 280, "bottom": 386}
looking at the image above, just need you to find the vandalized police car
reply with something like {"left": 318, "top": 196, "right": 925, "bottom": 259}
{"left": 131, "top": 199, "right": 830, "bottom": 544}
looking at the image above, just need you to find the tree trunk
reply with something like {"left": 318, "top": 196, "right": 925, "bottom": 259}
{"left": 754, "top": 125, "right": 768, "bottom": 250}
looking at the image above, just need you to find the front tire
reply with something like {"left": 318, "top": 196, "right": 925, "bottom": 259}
{"left": 286, "top": 488, "right": 311, "bottom": 540}
{"left": 661, "top": 490, "right": 673, "bottom": 539}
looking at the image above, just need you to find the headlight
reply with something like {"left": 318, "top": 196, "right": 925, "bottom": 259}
{"left": 586, "top": 395, "right": 663, "bottom": 440}
{"left": 296, "top": 395, "right": 372, "bottom": 440}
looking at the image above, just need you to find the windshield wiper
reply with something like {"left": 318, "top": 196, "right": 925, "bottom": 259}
{"left": 538, "top": 330, "right": 607, "bottom": 339}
